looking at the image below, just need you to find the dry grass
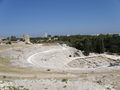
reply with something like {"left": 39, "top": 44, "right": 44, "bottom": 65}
{"left": 0, "top": 45, "right": 12, "bottom": 50}
{"left": 0, "top": 57, "right": 76, "bottom": 80}
{"left": 0, "top": 57, "right": 39, "bottom": 74}
{"left": 42, "top": 43, "right": 58, "bottom": 46}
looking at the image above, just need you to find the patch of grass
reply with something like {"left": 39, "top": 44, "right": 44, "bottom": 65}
{"left": 23, "top": 88, "right": 29, "bottom": 90}
{"left": 63, "top": 85, "right": 67, "bottom": 88}
{"left": 4, "top": 86, "right": 29, "bottom": 90}
{"left": 3, "top": 75, "right": 6, "bottom": 79}
{"left": 8, "top": 86, "right": 19, "bottom": 90}
{"left": 0, "top": 57, "right": 13, "bottom": 65}
{"left": 47, "top": 69, "right": 51, "bottom": 71}
{"left": 106, "top": 87, "right": 111, "bottom": 90}
{"left": 61, "top": 79, "right": 68, "bottom": 83}
{"left": 44, "top": 88, "right": 48, "bottom": 89}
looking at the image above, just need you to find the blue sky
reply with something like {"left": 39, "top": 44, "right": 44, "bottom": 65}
{"left": 0, "top": 0, "right": 120, "bottom": 37}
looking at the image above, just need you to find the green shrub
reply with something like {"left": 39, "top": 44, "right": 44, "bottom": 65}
{"left": 61, "top": 79, "right": 68, "bottom": 83}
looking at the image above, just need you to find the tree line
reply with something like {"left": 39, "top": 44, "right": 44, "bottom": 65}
{"left": 6, "top": 34, "right": 120, "bottom": 56}
{"left": 58, "top": 34, "right": 120, "bottom": 56}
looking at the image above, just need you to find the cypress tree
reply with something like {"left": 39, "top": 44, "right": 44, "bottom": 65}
{"left": 99, "top": 38, "right": 105, "bottom": 53}
{"left": 96, "top": 38, "right": 105, "bottom": 53}
{"left": 83, "top": 38, "right": 91, "bottom": 56}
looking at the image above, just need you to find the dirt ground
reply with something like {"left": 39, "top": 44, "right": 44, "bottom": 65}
{"left": 0, "top": 44, "right": 120, "bottom": 90}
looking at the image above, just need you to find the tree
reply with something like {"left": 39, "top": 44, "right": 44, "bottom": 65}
{"left": 83, "top": 38, "right": 91, "bottom": 56}
{"left": 96, "top": 38, "right": 105, "bottom": 53}
{"left": 10, "top": 36, "right": 17, "bottom": 41}
{"left": 99, "top": 38, "right": 105, "bottom": 53}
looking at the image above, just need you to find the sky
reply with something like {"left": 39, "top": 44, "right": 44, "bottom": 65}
{"left": 0, "top": 0, "right": 120, "bottom": 37}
